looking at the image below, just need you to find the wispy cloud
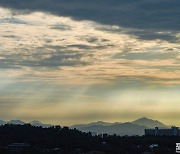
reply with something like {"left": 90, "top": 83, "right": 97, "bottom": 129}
{"left": 0, "top": 7, "right": 180, "bottom": 86}
{"left": 0, "top": 6, "right": 180, "bottom": 125}
{"left": 0, "top": 0, "right": 180, "bottom": 41}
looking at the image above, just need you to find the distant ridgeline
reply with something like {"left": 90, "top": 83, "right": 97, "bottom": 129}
{"left": 145, "top": 126, "right": 180, "bottom": 136}
{"left": 0, "top": 117, "right": 169, "bottom": 136}
{"left": 0, "top": 120, "right": 52, "bottom": 128}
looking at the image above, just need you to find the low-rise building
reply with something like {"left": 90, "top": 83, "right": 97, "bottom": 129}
{"left": 145, "top": 126, "right": 179, "bottom": 136}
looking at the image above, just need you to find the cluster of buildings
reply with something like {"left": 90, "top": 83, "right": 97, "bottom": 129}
{"left": 145, "top": 126, "right": 180, "bottom": 136}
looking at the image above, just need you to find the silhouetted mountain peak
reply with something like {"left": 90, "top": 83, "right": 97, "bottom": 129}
{"left": 30, "top": 120, "right": 42, "bottom": 124}
{"left": 71, "top": 121, "right": 114, "bottom": 129}
{"left": 77, "top": 121, "right": 148, "bottom": 136}
{"left": 29, "top": 120, "right": 52, "bottom": 128}
{"left": 0, "top": 120, "right": 6, "bottom": 125}
{"left": 8, "top": 120, "right": 25, "bottom": 125}
{"left": 0, "top": 120, "right": 52, "bottom": 128}
{"left": 132, "top": 117, "right": 167, "bottom": 128}
{"left": 71, "top": 117, "right": 168, "bottom": 136}
{"left": 141, "top": 117, "right": 149, "bottom": 120}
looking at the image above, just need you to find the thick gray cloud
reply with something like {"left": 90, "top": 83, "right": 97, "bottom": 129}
{"left": 0, "top": 0, "right": 179, "bottom": 41}
{"left": 0, "top": 4, "right": 179, "bottom": 86}
{"left": 0, "top": 47, "right": 88, "bottom": 69}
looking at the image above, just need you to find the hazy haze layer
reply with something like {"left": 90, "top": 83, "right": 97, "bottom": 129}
{"left": 0, "top": 0, "right": 180, "bottom": 125}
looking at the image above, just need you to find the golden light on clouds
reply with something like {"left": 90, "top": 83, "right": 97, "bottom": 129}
{"left": 0, "top": 7, "right": 180, "bottom": 125}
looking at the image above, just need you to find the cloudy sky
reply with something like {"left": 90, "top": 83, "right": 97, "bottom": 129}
{"left": 0, "top": 0, "right": 180, "bottom": 126}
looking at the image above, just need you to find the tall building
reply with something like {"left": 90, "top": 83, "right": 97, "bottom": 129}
{"left": 145, "top": 126, "right": 179, "bottom": 136}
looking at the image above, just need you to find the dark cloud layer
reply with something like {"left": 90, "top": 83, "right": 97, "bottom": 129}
{"left": 0, "top": 0, "right": 179, "bottom": 36}
{"left": 0, "top": 48, "right": 87, "bottom": 69}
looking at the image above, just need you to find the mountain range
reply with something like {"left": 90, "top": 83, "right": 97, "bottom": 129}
{"left": 71, "top": 117, "right": 168, "bottom": 136}
{"left": 0, "top": 120, "right": 52, "bottom": 128}
{"left": 0, "top": 117, "right": 169, "bottom": 136}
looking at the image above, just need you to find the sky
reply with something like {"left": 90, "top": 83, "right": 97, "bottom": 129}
{"left": 0, "top": 0, "right": 180, "bottom": 126}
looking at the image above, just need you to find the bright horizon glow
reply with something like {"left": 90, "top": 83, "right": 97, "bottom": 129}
{"left": 0, "top": 6, "right": 180, "bottom": 126}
